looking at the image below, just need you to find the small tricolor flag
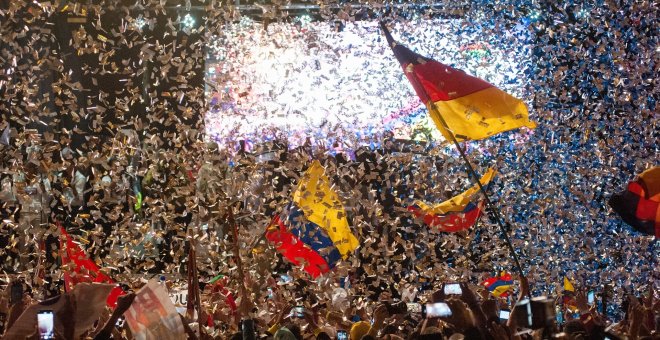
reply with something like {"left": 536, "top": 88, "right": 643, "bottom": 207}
{"left": 482, "top": 272, "right": 513, "bottom": 297}
{"left": 266, "top": 160, "right": 358, "bottom": 277}
{"left": 381, "top": 22, "right": 536, "bottom": 141}
{"left": 609, "top": 166, "right": 659, "bottom": 238}
{"left": 411, "top": 167, "right": 496, "bottom": 225}
{"left": 408, "top": 200, "right": 484, "bottom": 232}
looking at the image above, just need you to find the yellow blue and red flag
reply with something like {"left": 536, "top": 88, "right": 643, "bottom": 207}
{"left": 408, "top": 200, "right": 484, "bottom": 232}
{"left": 409, "top": 168, "right": 495, "bottom": 232}
{"left": 266, "top": 160, "right": 359, "bottom": 278}
{"left": 482, "top": 272, "right": 514, "bottom": 297}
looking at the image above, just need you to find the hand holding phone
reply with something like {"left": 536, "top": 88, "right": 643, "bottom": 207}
{"left": 294, "top": 306, "right": 304, "bottom": 318}
{"left": 37, "top": 311, "right": 54, "bottom": 340}
{"left": 444, "top": 283, "right": 462, "bottom": 295}
{"left": 337, "top": 330, "right": 348, "bottom": 340}
{"left": 499, "top": 309, "right": 510, "bottom": 321}
{"left": 425, "top": 302, "right": 452, "bottom": 318}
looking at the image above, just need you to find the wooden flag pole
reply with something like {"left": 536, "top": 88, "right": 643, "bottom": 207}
{"left": 228, "top": 208, "right": 251, "bottom": 325}
{"left": 379, "top": 22, "right": 527, "bottom": 283}
{"left": 186, "top": 236, "right": 203, "bottom": 336}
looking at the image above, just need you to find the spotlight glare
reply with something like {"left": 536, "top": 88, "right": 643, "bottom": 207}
{"left": 298, "top": 14, "right": 312, "bottom": 26}
{"left": 576, "top": 9, "right": 589, "bottom": 19}
{"left": 134, "top": 17, "right": 147, "bottom": 30}
{"left": 183, "top": 13, "right": 195, "bottom": 28}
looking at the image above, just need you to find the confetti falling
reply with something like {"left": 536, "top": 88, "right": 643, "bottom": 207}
{"left": 0, "top": 0, "right": 657, "bottom": 337}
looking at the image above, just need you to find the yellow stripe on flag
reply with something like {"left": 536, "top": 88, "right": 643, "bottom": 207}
{"left": 293, "top": 160, "right": 359, "bottom": 257}
{"left": 414, "top": 167, "right": 496, "bottom": 215}
{"left": 428, "top": 87, "right": 537, "bottom": 141}
{"left": 564, "top": 277, "right": 575, "bottom": 292}
{"left": 491, "top": 285, "right": 512, "bottom": 297}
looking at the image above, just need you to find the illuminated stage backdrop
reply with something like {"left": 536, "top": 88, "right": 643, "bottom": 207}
{"left": 205, "top": 18, "right": 533, "bottom": 151}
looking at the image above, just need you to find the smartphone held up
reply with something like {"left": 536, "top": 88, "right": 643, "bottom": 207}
{"left": 425, "top": 302, "right": 452, "bottom": 318}
{"left": 443, "top": 283, "right": 462, "bottom": 295}
{"left": 37, "top": 311, "right": 54, "bottom": 340}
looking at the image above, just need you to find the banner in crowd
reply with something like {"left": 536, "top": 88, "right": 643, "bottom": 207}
{"left": 59, "top": 226, "right": 124, "bottom": 307}
{"left": 124, "top": 280, "right": 186, "bottom": 340}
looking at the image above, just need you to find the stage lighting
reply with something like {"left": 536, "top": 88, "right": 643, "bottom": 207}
{"left": 528, "top": 10, "right": 541, "bottom": 22}
{"left": 576, "top": 8, "right": 589, "bottom": 19}
{"left": 182, "top": 13, "right": 195, "bottom": 28}
{"left": 133, "top": 17, "right": 147, "bottom": 30}
{"left": 297, "top": 14, "right": 312, "bottom": 26}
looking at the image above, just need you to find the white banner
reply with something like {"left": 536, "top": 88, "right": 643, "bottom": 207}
{"left": 125, "top": 280, "right": 186, "bottom": 340}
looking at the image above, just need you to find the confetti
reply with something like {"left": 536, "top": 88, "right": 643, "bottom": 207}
{"left": 0, "top": 1, "right": 657, "bottom": 338}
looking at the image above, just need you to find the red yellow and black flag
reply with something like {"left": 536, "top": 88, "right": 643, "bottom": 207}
{"left": 609, "top": 166, "right": 660, "bottom": 238}
{"left": 380, "top": 22, "right": 536, "bottom": 141}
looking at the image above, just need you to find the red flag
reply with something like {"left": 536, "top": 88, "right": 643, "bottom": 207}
{"left": 59, "top": 225, "right": 124, "bottom": 307}
{"left": 609, "top": 166, "right": 660, "bottom": 237}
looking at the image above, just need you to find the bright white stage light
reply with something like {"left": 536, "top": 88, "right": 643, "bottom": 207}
{"left": 182, "top": 13, "right": 195, "bottom": 28}
{"left": 205, "top": 19, "right": 531, "bottom": 149}
{"left": 133, "top": 17, "right": 147, "bottom": 30}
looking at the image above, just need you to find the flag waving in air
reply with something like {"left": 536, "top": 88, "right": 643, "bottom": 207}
{"left": 381, "top": 22, "right": 536, "bottom": 141}
{"left": 563, "top": 277, "right": 578, "bottom": 312}
{"left": 563, "top": 277, "right": 575, "bottom": 292}
{"left": 60, "top": 225, "right": 124, "bottom": 307}
{"left": 609, "top": 166, "right": 660, "bottom": 238}
{"left": 266, "top": 160, "right": 359, "bottom": 277}
{"left": 408, "top": 200, "right": 485, "bottom": 232}
{"left": 410, "top": 167, "right": 496, "bottom": 227}
{"left": 482, "top": 272, "right": 514, "bottom": 297}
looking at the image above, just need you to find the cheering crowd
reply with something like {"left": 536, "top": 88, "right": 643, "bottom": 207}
{"left": 0, "top": 0, "right": 658, "bottom": 339}
{"left": 0, "top": 264, "right": 657, "bottom": 339}
{"left": 0, "top": 133, "right": 657, "bottom": 339}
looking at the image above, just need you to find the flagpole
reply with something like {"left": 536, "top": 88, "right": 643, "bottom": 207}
{"left": 187, "top": 214, "right": 203, "bottom": 335}
{"left": 426, "top": 99, "right": 526, "bottom": 280}
{"left": 379, "top": 22, "right": 526, "bottom": 281}
{"left": 228, "top": 207, "right": 251, "bottom": 326}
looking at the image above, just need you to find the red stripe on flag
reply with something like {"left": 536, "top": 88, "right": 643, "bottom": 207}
{"left": 408, "top": 201, "right": 483, "bottom": 232}
{"left": 266, "top": 216, "right": 332, "bottom": 278}
{"left": 406, "top": 61, "right": 493, "bottom": 102}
